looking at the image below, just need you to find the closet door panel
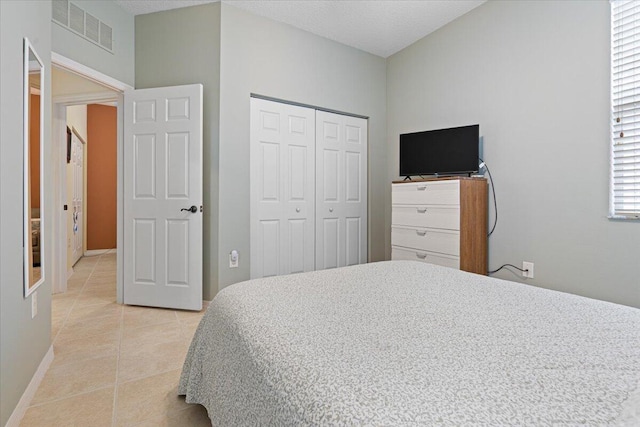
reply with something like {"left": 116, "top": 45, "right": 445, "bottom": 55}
{"left": 316, "top": 111, "right": 367, "bottom": 270}
{"left": 250, "top": 98, "right": 315, "bottom": 278}
{"left": 322, "top": 218, "right": 339, "bottom": 269}
{"left": 345, "top": 217, "right": 361, "bottom": 266}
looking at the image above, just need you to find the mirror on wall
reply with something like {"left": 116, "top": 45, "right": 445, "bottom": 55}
{"left": 24, "top": 38, "right": 45, "bottom": 297}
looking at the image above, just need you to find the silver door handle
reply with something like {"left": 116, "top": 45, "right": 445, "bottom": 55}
{"left": 417, "top": 186, "right": 427, "bottom": 191}
{"left": 329, "top": 208, "right": 333, "bottom": 212}
{"left": 416, "top": 208, "right": 427, "bottom": 213}
{"left": 416, "top": 230, "right": 427, "bottom": 236}
{"left": 296, "top": 208, "right": 300, "bottom": 213}
{"left": 416, "top": 252, "right": 427, "bottom": 259}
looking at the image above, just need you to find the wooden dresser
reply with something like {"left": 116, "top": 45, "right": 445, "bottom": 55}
{"left": 391, "top": 177, "right": 488, "bottom": 275}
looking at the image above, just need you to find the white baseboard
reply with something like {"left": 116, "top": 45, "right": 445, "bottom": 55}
{"left": 5, "top": 345, "right": 54, "bottom": 427}
{"left": 84, "top": 248, "right": 116, "bottom": 256}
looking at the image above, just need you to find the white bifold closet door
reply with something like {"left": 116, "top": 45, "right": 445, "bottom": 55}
{"left": 315, "top": 111, "right": 367, "bottom": 269}
{"left": 250, "top": 98, "right": 367, "bottom": 279}
{"left": 250, "top": 98, "right": 316, "bottom": 278}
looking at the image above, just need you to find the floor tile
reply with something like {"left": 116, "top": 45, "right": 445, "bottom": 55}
{"left": 66, "top": 301, "right": 123, "bottom": 322}
{"left": 179, "top": 321, "right": 201, "bottom": 342}
{"left": 174, "top": 308, "right": 206, "bottom": 324}
{"left": 31, "top": 355, "right": 117, "bottom": 405}
{"left": 120, "top": 322, "right": 184, "bottom": 353}
{"left": 55, "top": 314, "right": 121, "bottom": 341}
{"left": 123, "top": 306, "right": 177, "bottom": 329}
{"left": 115, "top": 369, "right": 196, "bottom": 426}
{"left": 74, "top": 290, "right": 117, "bottom": 307}
{"left": 133, "top": 404, "right": 211, "bottom": 427}
{"left": 21, "top": 387, "right": 114, "bottom": 427}
{"left": 118, "top": 338, "right": 190, "bottom": 383}
{"left": 53, "top": 330, "right": 120, "bottom": 366}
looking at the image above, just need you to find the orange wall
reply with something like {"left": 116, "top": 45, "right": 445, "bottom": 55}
{"left": 86, "top": 104, "right": 117, "bottom": 250}
{"left": 29, "top": 94, "right": 40, "bottom": 209}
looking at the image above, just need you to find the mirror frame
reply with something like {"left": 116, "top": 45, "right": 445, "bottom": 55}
{"left": 24, "top": 38, "right": 45, "bottom": 297}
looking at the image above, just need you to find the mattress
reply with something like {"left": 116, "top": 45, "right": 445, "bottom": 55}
{"left": 179, "top": 261, "right": 640, "bottom": 425}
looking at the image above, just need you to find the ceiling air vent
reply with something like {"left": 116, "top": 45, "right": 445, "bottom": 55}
{"left": 69, "top": 3, "right": 84, "bottom": 35}
{"left": 52, "top": 0, "right": 69, "bottom": 26}
{"left": 85, "top": 12, "right": 100, "bottom": 44}
{"left": 52, "top": 1, "right": 114, "bottom": 54}
{"left": 100, "top": 22, "right": 113, "bottom": 51}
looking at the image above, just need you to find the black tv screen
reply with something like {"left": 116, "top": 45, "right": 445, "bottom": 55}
{"left": 399, "top": 125, "right": 479, "bottom": 177}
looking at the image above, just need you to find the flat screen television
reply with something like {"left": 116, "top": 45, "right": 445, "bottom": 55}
{"left": 399, "top": 124, "right": 479, "bottom": 178}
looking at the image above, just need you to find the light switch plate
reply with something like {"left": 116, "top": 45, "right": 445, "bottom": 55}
{"left": 229, "top": 250, "right": 239, "bottom": 268}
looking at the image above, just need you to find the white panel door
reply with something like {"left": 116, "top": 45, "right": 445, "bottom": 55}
{"left": 250, "top": 98, "right": 315, "bottom": 279}
{"left": 124, "top": 84, "right": 203, "bottom": 310}
{"left": 71, "top": 132, "right": 83, "bottom": 265}
{"left": 316, "top": 111, "right": 367, "bottom": 269}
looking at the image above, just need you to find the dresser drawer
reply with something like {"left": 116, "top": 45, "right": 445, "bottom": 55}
{"left": 391, "top": 226, "right": 459, "bottom": 256}
{"left": 392, "top": 181, "right": 459, "bottom": 205}
{"left": 391, "top": 205, "right": 460, "bottom": 230}
{"left": 391, "top": 246, "right": 460, "bottom": 269}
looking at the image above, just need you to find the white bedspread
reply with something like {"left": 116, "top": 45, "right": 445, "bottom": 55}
{"left": 179, "top": 261, "right": 640, "bottom": 425}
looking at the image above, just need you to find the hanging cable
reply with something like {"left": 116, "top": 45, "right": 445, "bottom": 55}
{"left": 479, "top": 158, "right": 497, "bottom": 237}
{"left": 488, "top": 264, "right": 529, "bottom": 275}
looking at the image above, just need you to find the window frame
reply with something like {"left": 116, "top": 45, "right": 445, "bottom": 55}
{"left": 610, "top": 0, "right": 640, "bottom": 220}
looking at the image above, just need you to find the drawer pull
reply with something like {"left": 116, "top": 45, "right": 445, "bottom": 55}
{"left": 417, "top": 186, "right": 427, "bottom": 191}
{"left": 416, "top": 230, "right": 427, "bottom": 236}
{"left": 416, "top": 252, "right": 427, "bottom": 259}
{"left": 416, "top": 207, "right": 427, "bottom": 213}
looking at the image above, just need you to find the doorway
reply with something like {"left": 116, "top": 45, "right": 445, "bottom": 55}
{"left": 51, "top": 53, "right": 130, "bottom": 302}
{"left": 65, "top": 103, "right": 118, "bottom": 271}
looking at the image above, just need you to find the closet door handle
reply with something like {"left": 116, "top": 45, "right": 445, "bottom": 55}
{"left": 416, "top": 252, "right": 427, "bottom": 259}
{"left": 329, "top": 208, "right": 334, "bottom": 213}
{"left": 416, "top": 208, "right": 427, "bottom": 214}
{"left": 417, "top": 186, "right": 427, "bottom": 191}
{"left": 416, "top": 230, "right": 427, "bottom": 236}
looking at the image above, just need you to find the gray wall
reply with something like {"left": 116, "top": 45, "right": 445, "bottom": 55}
{"left": 52, "top": 0, "right": 134, "bottom": 86}
{"left": 387, "top": 0, "right": 640, "bottom": 308}
{"left": 0, "top": 1, "right": 52, "bottom": 425}
{"left": 218, "top": 3, "right": 387, "bottom": 289}
{"left": 135, "top": 3, "right": 221, "bottom": 300}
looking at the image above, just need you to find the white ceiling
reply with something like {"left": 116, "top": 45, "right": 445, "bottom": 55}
{"left": 114, "top": 0, "right": 485, "bottom": 58}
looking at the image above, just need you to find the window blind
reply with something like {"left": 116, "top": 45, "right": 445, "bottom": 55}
{"left": 612, "top": 0, "right": 640, "bottom": 218}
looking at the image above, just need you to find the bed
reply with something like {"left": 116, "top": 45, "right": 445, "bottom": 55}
{"left": 179, "top": 261, "right": 640, "bottom": 425}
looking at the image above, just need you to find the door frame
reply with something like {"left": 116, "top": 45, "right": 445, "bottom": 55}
{"left": 51, "top": 52, "right": 132, "bottom": 304}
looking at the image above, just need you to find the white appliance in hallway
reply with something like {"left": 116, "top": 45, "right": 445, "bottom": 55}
{"left": 123, "top": 84, "right": 203, "bottom": 311}
{"left": 250, "top": 98, "right": 368, "bottom": 279}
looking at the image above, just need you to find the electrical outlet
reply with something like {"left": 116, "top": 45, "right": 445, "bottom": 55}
{"left": 229, "top": 250, "right": 239, "bottom": 268}
{"left": 32, "top": 291, "right": 38, "bottom": 318}
{"left": 522, "top": 261, "right": 534, "bottom": 279}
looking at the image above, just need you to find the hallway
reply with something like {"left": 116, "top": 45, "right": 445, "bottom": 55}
{"left": 21, "top": 253, "right": 210, "bottom": 426}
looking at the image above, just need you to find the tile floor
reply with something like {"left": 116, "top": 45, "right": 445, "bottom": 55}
{"left": 21, "top": 252, "right": 211, "bottom": 426}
